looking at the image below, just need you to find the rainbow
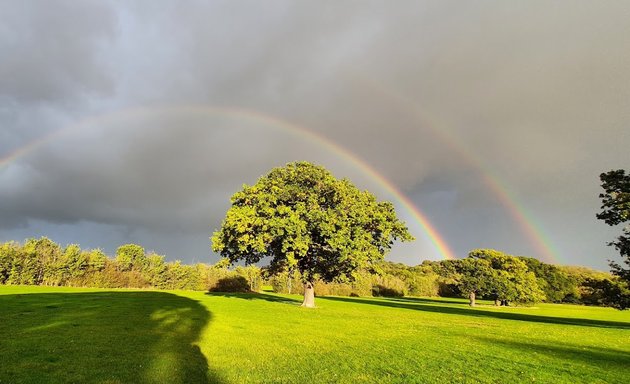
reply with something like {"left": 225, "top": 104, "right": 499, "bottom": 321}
{"left": 0, "top": 105, "right": 458, "bottom": 261}
{"left": 0, "top": 131, "right": 62, "bottom": 169}
{"left": 352, "top": 75, "right": 559, "bottom": 263}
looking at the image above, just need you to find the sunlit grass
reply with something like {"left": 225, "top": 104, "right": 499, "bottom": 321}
{"left": 1, "top": 286, "right": 628, "bottom": 383}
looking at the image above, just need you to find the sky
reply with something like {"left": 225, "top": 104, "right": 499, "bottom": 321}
{"left": 1, "top": 1, "right": 629, "bottom": 270}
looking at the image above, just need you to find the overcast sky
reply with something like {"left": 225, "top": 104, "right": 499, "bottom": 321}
{"left": 1, "top": 1, "right": 628, "bottom": 269}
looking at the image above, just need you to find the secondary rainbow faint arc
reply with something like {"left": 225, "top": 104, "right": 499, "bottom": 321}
{"left": 353, "top": 75, "right": 559, "bottom": 263}
{"left": 0, "top": 133, "right": 60, "bottom": 169}
{"left": 0, "top": 105, "right": 458, "bottom": 261}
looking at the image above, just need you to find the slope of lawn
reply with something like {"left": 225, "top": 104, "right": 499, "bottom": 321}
{"left": 1, "top": 285, "right": 628, "bottom": 384}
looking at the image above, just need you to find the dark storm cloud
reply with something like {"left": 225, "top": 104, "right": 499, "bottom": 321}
{"left": 0, "top": 0, "right": 116, "bottom": 104}
{"left": 1, "top": 1, "right": 629, "bottom": 267}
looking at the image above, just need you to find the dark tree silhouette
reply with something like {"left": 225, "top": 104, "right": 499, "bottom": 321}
{"left": 596, "top": 169, "right": 630, "bottom": 309}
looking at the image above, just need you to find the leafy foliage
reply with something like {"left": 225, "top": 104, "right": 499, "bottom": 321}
{"left": 209, "top": 275, "right": 251, "bottom": 292}
{"left": 0, "top": 236, "right": 618, "bottom": 308}
{"left": 212, "top": 162, "right": 413, "bottom": 286}
{"left": 116, "top": 244, "right": 146, "bottom": 272}
{"left": 458, "top": 249, "right": 546, "bottom": 304}
{"left": 520, "top": 257, "right": 578, "bottom": 302}
{"left": 455, "top": 256, "right": 493, "bottom": 301}
{"left": 580, "top": 278, "right": 630, "bottom": 308}
{"left": 597, "top": 169, "right": 630, "bottom": 309}
{"left": 0, "top": 238, "right": 246, "bottom": 292}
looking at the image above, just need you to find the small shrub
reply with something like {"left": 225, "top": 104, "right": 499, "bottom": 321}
{"left": 372, "top": 284, "right": 405, "bottom": 297}
{"left": 209, "top": 275, "right": 251, "bottom": 293}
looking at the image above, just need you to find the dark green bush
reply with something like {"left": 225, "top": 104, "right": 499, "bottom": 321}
{"left": 372, "top": 284, "right": 405, "bottom": 297}
{"left": 209, "top": 275, "right": 251, "bottom": 293}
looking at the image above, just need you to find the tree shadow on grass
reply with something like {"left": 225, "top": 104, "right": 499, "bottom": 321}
{"left": 472, "top": 335, "right": 630, "bottom": 372}
{"left": 319, "top": 296, "right": 630, "bottom": 329}
{"left": 206, "top": 291, "right": 302, "bottom": 305}
{"left": 0, "top": 291, "right": 222, "bottom": 384}
{"left": 386, "top": 296, "right": 470, "bottom": 305}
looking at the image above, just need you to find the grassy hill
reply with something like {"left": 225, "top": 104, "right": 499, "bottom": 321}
{"left": 1, "top": 286, "right": 628, "bottom": 383}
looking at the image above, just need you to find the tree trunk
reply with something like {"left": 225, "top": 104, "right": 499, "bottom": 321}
{"left": 301, "top": 281, "right": 315, "bottom": 308}
{"left": 287, "top": 268, "right": 293, "bottom": 294}
{"left": 469, "top": 291, "right": 476, "bottom": 307}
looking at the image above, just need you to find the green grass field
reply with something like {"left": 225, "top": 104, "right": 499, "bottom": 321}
{"left": 1, "top": 286, "right": 628, "bottom": 383}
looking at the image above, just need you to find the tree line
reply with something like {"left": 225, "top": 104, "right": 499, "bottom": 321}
{"left": 0, "top": 237, "right": 622, "bottom": 307}
{"left": 0, "top": 237, "right": 261, "bottom": 291}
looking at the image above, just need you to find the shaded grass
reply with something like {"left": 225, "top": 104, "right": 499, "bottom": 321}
{"left": 0, "top": 286, "right": 218, "bottom": 384}
{"left": 1, "top": 286, "right": 629, "bottom": 383}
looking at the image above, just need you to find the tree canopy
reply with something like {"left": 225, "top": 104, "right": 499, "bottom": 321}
{"left": 211, "top": 161, "right": 414, "bottom": 307}
{"left": 116, "top": 244, "right": 146, "bottom": 272}
{"left": 519, "top": 257, "right": 577, "bottom": 302}
{"left": 596, "top": 169, "right": 630, "bottom": 309}
{"left": 457, "top": 249, "right": 545, "bottom": 306}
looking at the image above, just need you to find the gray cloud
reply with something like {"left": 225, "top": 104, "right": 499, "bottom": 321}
{"left": 0, "top": 0, "right": 116, "bottom": 104}
{"left": 1, "top": 1, "right": 628, "bottom": 268}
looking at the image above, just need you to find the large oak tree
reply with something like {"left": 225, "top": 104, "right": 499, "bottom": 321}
{"left": 211, "top": 162, "right": 414, "bottom": 307}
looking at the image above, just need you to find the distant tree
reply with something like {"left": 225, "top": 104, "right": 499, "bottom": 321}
{"left": 0, "top": 241, "right": 19, "bottom": 284}
{"left": 456, "top": 256, "right": 493, "bottom": 306}
{"left": 86, "top": 248, "right": 107, "bottom": 272}
{"left": 519, "top": 257, "right": 578, "bottom": 302}
{"left": 116, "top": 244, "right": 146, "bottom": 272}
{"left": 165, "top": 261, "right": 198, "bottom": 290}
{"left": 458, "top": 249, "right": 544, "bottom": 306}
{"left": 142, "top": 252, "right": 168, "bottom": 288}
{"left": 424, "top": 259, "right": 462, "bottom": 297}
{"left": 475, "top": 249, "right": 545, "bottom": 305}
{"left": 582, "top": 278, "right": 630, "bottom": 308}
{"left": 597, "top": 169, "right": 630, "bottom": 309}
{"left": 381, "top": 261, "right": 440, "bottom": 297}
{"left": 559, "top": 265, "right": 612, "bottom": 283}
{"left": 235, "top": 265, "right": 262, "bottom": 292}
{"left": 212, "top": 161, "right": 413, "bottom": 307}
{"left": 371, "top": 273, "right": 408, "bottom": 297}
{"left": 63, "top": 244, "right": 89, "bottom": 284}
{"left": 25, "top": 237, "right": 61, "bottom": 285}
{"left": 266, "top": 268, "right": 302, "bottom": 295}
{"left": 557, "top": 266, "right": 612, "bottom": 304}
